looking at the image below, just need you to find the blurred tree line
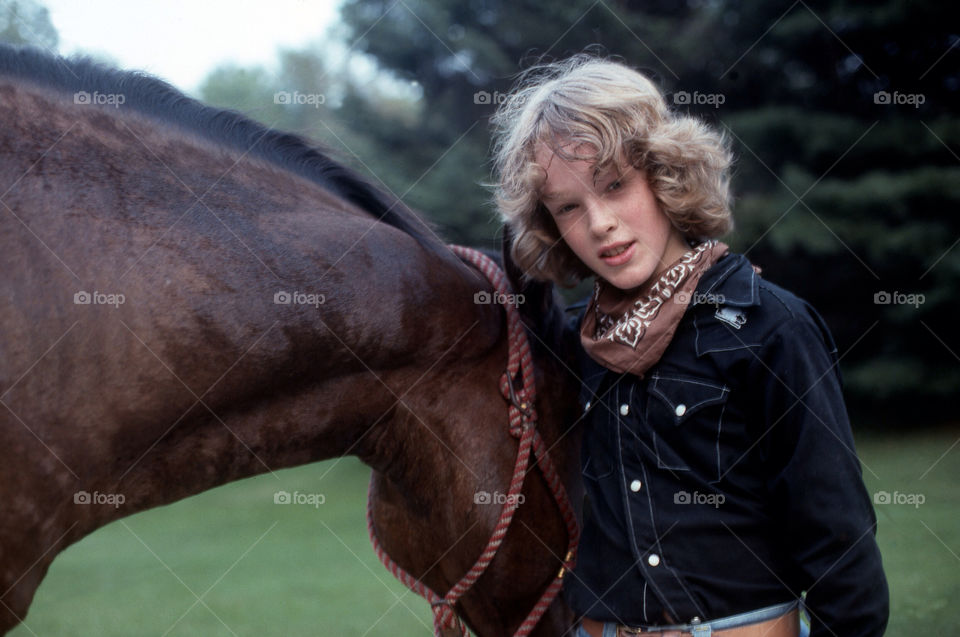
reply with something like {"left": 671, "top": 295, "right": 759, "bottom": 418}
{"left": 4, "top": 0, "right": 957, "bottom": 425}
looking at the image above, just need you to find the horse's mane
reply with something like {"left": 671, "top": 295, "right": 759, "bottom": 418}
{"left": 0, "top": 43, "right": 445, "bottom": 255}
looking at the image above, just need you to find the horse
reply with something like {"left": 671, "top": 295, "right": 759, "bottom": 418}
{"left": 0, "top": 44, "right": 583, "bottom": 636}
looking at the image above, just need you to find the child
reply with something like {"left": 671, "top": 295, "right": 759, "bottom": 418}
{"left": 491, "top": 55, "right": 888, "bottom": 637}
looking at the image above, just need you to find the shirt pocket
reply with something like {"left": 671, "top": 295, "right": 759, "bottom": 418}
{"left": 582, "top": 454, "right": 615, "bottom": 481}
{"left": 645, "top": 374, "right": 730, "bottom": 479}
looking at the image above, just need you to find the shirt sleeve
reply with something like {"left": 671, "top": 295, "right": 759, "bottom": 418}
{"left": 749, "top": 313, "right": 889, "bottom": 637}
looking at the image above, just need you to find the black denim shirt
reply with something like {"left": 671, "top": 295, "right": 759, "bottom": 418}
{"left": 564, "top": 253, "right": 889, "bottom": 636}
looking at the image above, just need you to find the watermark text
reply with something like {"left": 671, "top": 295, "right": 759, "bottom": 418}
{"left": 274, "top": 91, "right": 326, "bottom": 108}
{"left": 474, "top": 290, "right": 525, "bottom": 307}
{"left": 474, "top": 490, "right": 525, "bottom": 506}
{"left": 874, "top": 290, "right": 924, "bottom": 307}
{"left": 274, "top": 290, "right": 325, "bottom": 307}
{"left": 874, "top": 490, "right": 924, "bottom": 508}
{"left": 874, "top": 91, "right": 925, "bottom": 108}
{"left": 74, "top": 91, "right": 125, "bottom": 107}
{"left": 274, "top": 490, "right": 325, "bottom": 508}
{"left": 74, "top": 290, "right": 125, "bottom": 308}
{"left": 674, "top": 91, "right": 725, "bottom": 108}
{"left": 74, "top": 490, "right": 125, "bottom": 508}
{"left": 674, "top": 490, "right": 725, "bottom": 508}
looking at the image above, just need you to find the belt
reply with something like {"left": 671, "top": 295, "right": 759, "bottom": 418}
{"left": 581, "top": 603, "right": 799, "bottom": 637}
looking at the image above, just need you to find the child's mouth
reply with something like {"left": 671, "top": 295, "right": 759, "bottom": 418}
{"left": 599, "top": 241, "right": 635, "bottom": 266}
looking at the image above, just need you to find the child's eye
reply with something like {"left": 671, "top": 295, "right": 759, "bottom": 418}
{"left": 556, "top": 203, "right": 577, "bottom": 215}
{"left": 606, "top": 179, "right": 622, "bottom": 192}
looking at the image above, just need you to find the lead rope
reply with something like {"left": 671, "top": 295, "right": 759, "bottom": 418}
{"left": 366, "top": 245, "right": 579, "bottom": 637}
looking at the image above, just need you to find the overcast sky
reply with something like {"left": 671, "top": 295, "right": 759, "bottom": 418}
{"left": 43, "top": 0, "right": 341, "bottom": 94}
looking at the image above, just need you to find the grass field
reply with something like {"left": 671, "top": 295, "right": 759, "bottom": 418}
{"left": 857, "top": 425, "right": 960, "bottom": 633}
{"left": 9, "top": 426, "right": 959, "bottom": 636}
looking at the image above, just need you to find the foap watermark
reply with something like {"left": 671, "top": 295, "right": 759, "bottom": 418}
{"left": 474, "top": 490, "right": 525, "bottom": 506}
{"left": 74, "top": 490, "right": 125, "bottom": 508}
{"left": 74, "top": 91, "right": 126, "bottom": 108}
{"left": 474, "top": 290, "right": 525, "bottom": 307}
{"left": 673, "top": 290, "right": 725, "bottom": 306}
{"left": 274, "top": 91, "right": 326, "bottom": 108}
{"left": 274, "top": 290, "right": 325, "bottom": 308}
{"left": 674, "top": 91, "right": 725, "bottom": 108}
{"left": 74, "top": 290, "right": 125, "bottom": 308}
{"left": 273, "top": 490, "right": 326, "bottom": 508}
{"left": 873, "top": 91, "right": 925, "bottom": 108}
{"left": 874, "top": 490, "right": 924, "bottom": 508}
{"left": 473, "top": 90, "right": 511, "bottom": 105}
{"left": 874, "top": 290, "right": 924, "bottom": 308}
{"left": 674, "top": 490, "right": 725, "bottom": 508}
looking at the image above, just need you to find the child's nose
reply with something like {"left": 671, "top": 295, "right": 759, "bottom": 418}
{"left": 587, "top": 201, "right": 619, "bottom": 236}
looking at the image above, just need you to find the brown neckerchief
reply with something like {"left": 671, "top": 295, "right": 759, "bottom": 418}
{"left": 580, "top": 240, "right": 730, "bottom": 376}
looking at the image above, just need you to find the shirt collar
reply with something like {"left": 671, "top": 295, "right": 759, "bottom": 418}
{"left": 694, "top": 253, "right": 760, "bottom": 308}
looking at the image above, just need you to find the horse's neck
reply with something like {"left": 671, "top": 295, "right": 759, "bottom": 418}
{"left": 83, "top": 253, "right": 501, "bottom": 522}
{"left": 364, "top": 327, "right": 583, "bottom": 637}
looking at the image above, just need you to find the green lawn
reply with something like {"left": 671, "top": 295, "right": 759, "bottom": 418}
{"left": 858, "top": 425, "right": 960, "bottom": 634}
{"left": 9, "top": 427, "right": 959, "bottom": 636}
{"left": 10, "top": 458, "right": 435, "bottom": 637}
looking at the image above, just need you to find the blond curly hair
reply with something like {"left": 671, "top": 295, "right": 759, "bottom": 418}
{"left": 491, "top": 55, "right": 734, "bottom": 286}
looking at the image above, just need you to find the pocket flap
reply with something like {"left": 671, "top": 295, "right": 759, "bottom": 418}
{"left": 648, "top": 374, "right": 729, "bottom": 425}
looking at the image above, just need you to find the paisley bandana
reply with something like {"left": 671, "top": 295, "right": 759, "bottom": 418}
{"left": 580, "top": 240, "right": 730, "bottom": 376}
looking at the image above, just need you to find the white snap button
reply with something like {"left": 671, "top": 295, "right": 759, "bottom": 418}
{"left": 630, "top": 479, "right": 642, "bottom": 492}
{"left": 647, "top": 553, "right": 661, "bottom": 567}
{"left": 675, "top": 404, "right": 687, "bottom": 417}
{"left": 620, "top": 404, "right": 629, "bottom": 416}
{"left": 584, "top": 400, "right": 591, "bottom": 411}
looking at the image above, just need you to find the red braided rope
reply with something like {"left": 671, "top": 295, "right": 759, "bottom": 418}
{"left": 366, "top": 245, "right": 579, "bottom": 637}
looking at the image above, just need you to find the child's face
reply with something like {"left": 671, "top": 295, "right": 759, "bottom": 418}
{"left": 536, "top": 142, "right": 689, "bottom": 291}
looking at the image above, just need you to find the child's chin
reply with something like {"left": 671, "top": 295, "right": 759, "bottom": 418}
{"left": 605, "top": 277, "right": 646, "bottom": 293}
{"left": 605, "top": 268, "right": 654, "bottom": 291}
